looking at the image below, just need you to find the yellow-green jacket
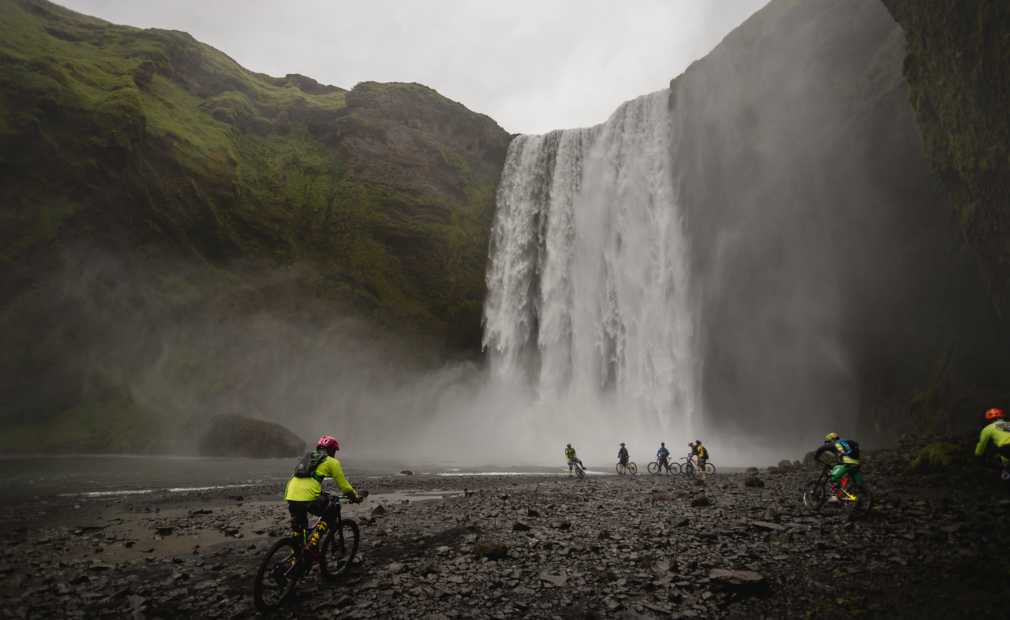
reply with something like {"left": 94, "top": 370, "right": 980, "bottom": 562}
{"left": 564, "top": 447, "right": 576, "bottom": 461}
{"left": 975, "top": 420, "right": 1010, "bottom": 456}
{"left": 832, "top": 440, "right": 860, "bottom": 465}
{"left": 284, "top": 455, "right": 356, "bottom": 502}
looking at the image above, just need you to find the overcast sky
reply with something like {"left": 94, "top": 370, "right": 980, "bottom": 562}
{"left": 60, "top": 0, "right": 768, "bottom": 134}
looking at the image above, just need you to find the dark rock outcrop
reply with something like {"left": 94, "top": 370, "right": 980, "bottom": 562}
{"left": 196, "top": 415, "right": 305, "bottom": 458}
{"left": 881, "top": 0, "right": 1010, "bottom": 325}
{"left": 669, "top": 0, "right": 1004, "bottom": 440}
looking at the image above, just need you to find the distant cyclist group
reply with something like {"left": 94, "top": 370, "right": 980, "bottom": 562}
{"left": 564, "top": 439, "right": 711, "bottom": 477}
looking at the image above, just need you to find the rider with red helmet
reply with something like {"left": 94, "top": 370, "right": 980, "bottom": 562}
{"left": 285, "top": 435, "right": 359, "bottom": 546}
{"left": 975, "top": 408, "right": 1010, "bottom": 464}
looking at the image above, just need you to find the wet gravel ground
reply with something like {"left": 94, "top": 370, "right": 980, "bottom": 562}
{"left": 1, "top": 451, "right": 1009, "bottom": 619}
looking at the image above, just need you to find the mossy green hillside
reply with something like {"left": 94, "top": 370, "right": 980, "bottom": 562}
{"left": 0, "top": 0, "right": 510, "bottom": 346}
{"left": 882, "top": 0, "right": 1010, "bottom": 321}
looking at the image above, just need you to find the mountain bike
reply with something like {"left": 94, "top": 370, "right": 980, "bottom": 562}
{"left": 802, "top": 464, "right": 871, "bottom": 521}
{"left": 253, "top": 491, "right": 366, "bottom": 611}
{"left": 616, "top": 460, "right": 639, "bottom": 475}
{"left": 647, "top": 459, "right": 678, "bottom": 474}
{"left": 680, "top": 456, "right": 716, "bottom": 476}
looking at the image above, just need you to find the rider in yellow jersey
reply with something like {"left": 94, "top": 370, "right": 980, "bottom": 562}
{"left": 565, "top": 444, "right": 583, "bottom": 474}
{"left": 285, "top": 434, "right": 359, "bottom": 546}
{"left": 975, "top": 408, "right": 1010, "bottom": 465}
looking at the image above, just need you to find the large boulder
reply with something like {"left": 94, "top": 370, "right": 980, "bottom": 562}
{"left": 197, "top": 415, "right": 305, "bottom": 458}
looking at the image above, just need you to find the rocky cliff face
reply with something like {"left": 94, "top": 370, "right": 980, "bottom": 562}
{"left": 880, "top": 0, "right": 1010, "bottom": 326}
{"left": 0, "top": 0, "right": 510, "bottom": 451}
{"left": 668, "top": 0, "right": 1006, "bottom": 437}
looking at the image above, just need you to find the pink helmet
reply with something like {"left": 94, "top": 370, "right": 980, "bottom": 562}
{"left": 317, "top": 435, "right": 340, "bottom": 452}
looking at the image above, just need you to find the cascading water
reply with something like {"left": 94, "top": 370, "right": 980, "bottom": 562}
{"left": 483, "top": 90, "right": 699, "bottom": 451}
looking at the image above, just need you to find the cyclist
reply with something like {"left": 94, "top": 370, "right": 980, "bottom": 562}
{"left": 617, "top": 443, "right": 629, "bottom": 466}
{"left": 814, "top": 432, "right": 861, "bottom": 500}
{"left": 565, "top": 443, "right": 584, "bottom": 475}
{"left": 694, "top": 440, "right": 709, "bottom": 478}
{"left": 656, "top": 442, "right": 671, "bottom": 472}
{"left": 285, "top": 435, "right": 359, "bottom": 548}
{"left": 975, "top": 408, "right": 1010, "bottom": 468}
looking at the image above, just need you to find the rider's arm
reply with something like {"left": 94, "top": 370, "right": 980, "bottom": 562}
{"left": 976, "top": 425, "right": 993, "bottom": 457}
{"left": 813, "top": 445, "right": 834, "bottom": 461}
{"left": 323, "top": 457, "right": 356, "bottom": 496}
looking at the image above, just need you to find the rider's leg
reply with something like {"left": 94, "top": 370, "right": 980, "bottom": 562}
{"left": 829, "top": 464, "right": 850, "bottom": 495}
{"left": 288, "top": 501, "right": 310, "bottom": 546}
{"left": 698, "top": 458, "right": 707, "bottom": 479}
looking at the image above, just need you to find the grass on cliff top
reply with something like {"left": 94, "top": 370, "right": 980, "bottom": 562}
{"left": 1, "top": 0, "right": 504, "bottom": 347}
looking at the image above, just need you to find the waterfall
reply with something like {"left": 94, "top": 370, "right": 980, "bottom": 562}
{"left": 482, "top": 90, "right": 698, "bottom": 444}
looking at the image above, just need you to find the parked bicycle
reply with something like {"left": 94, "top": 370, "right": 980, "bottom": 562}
{"left": 616, "top": 460, "right": 639, "bottom": 475}
{"left": 647, "top": 459, "right": 678, "bottom": 475}
{"left": 680, "top": 456, "right": 716, "bottom": 477}
{"left": 253, "top": 490, "right": 367, "bottom": 611}
{"left": 802, "top": 464, "right": 871, "bottom": 520}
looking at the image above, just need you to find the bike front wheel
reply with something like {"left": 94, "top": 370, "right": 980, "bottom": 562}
{"left": 703, "top": 463, "right": 716, "bottom": 474}
{"left": 320, "top": 519, "right": 360, "bottom": 579}
{"left": 575, "top": 465, "right": 586, "bottom": 479}
{"left": 627, "top": 462, "right": 638, "bottom": 475}
{"left": 253, "top": 537, "right": 301, "bottom": 611}
{"left": 616, "top": 463, "right": 627, "bottom": 475}
{"left": 647, "top": 462, "right": 660, "bottom": 475}
{"left": 802, "top": 480, "right": 828, "bottom": 514}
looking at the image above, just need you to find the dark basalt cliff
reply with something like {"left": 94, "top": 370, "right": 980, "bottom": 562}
{"left": 669, "top": 0, "right": 1007, "bottom": 437}
{"left": 0, "top": 0, "right": 509, "bottom": 451}
{"left": 881, "top": 0, "right": 1010, "bottom": 325}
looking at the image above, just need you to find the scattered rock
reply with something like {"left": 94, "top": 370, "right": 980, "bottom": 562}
{"left": 400, "top": 470, "right": 414, "bottom": 476}
{"left": 512, "top": 521, "right": 531, "bottom": 532}
{"left": 540, "top": 571, "right": 568, "bottom": 587}
{"left": 475, "top": 540, "right": 509, "bottom": 560}
{"left": 744, "top": 477, "right": 765, "bottom": 488}
{"left": 371, "top": 505, "right": 387, "bottom": 517}
{"left": 708, "top": 569, "right": 768, "bottom": 594}
{"left": 691, "top": 496, "right": 713, "bottom": 508}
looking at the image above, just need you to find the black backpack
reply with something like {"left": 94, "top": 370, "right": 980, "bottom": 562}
{"left": 293, "top": 450, "right": 327, "bottom": 481}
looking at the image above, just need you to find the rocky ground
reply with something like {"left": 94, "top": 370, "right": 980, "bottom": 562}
{"left": 1, "top": 442, "right": 1008, "bottom": 619}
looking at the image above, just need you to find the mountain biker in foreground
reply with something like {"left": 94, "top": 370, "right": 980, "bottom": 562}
{"left": 618, "top": 443, "right": 629, "bottom": 466}
{"left": 565, "top": 443, "right": 584, "bottom": 475}
{"left": 814, "top": 432, "right": 861, "bottom": 500}
{"left": 975, "top": 408, "right": 1010, "bottom": 474}
{"left": 656, "top": 442, "right": 670, "bottom": 471}
{"left": 285, "top": 435, "right": 360, "bottom": 549}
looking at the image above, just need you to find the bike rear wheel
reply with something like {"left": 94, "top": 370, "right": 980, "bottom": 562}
{"left": 627, "top": 462, "right": 638, "bottom": 475}
{"left": 647, "top": 462, "right": 660, "bottom": 475}
{"left": 802, "top": 480, "right": 828, "bottom": 513}
{"left": 616, "top": 463, "right": 626, "bottom": 475}
{"left": 253, "top": 537, "right": 301, "bottom": 611}
{"left": 320, "top": 519, "right": 360, "bottom": 579}
{"left": 845, "top": 484, "right": 873, "bottom": 521}
{"left": 703, "top": 463, "right": 716, "bottom": 474}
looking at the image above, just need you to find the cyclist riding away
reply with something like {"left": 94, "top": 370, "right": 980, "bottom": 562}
{"left": 656, "top": 442, "right": 670, "bottom": 471}
{"left": 565, "top": 443, "right": 584, "bottom": 475}
{"left": 618, "top": 443, "right": 629, "bottom": 466}
{"left": 975, "top": 408, "right": 1010, "bottom": 471}
{"left": 814, "top": 432, "right": 861, "bottom": 500}
{"left": 285, "top": 435, "right": 359, "bottom": 549}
